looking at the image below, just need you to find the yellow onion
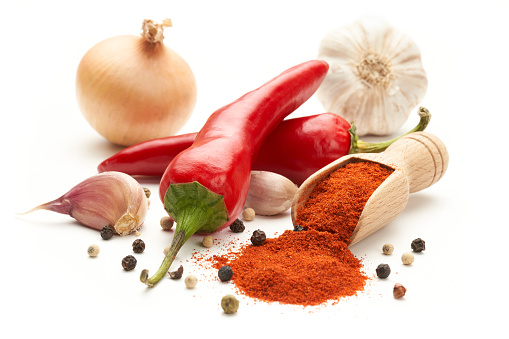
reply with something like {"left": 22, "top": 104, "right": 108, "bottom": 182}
{"left": 76, "top": 19, "right": 197, "bottom": 146}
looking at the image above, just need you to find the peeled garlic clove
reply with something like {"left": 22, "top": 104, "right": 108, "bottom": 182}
{"left": 22, "top": 171, "right": 148, "bottom": 236}
{"left": 245, "top": 171, "right": 298, "bottom": 216}
{"left": 316, "top": 17, "right": 428, "bottom": 136}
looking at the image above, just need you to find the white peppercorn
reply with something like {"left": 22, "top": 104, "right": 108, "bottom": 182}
{"left": 242, "top": 208, "right": 255, "bottom": 221}
{"left": 185, "top": 274, "right": 198, "bottom": 289}
{"left": 401, "top": 252, "right": 414, "bottom": 265}
{"left": 163, "top": 244, "right": 171, "bottom": 256}
{"left": 87, "top": 244, "right": 100, "bottom": 257}
{"left": 202, "top": 235, "right": 214, "bottom": 248}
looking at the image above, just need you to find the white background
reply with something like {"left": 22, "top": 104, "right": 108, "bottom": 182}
{"left": 2, "top": 0, "right": 507, "bottom": 337}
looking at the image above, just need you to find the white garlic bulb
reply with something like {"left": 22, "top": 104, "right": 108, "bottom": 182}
{"left": 316, "top": 17, "right": 428, "bottom": 136}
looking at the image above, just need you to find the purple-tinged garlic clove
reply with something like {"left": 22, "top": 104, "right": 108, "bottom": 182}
{"left": 21, "top": 171, "right": 148, "bottom": 236}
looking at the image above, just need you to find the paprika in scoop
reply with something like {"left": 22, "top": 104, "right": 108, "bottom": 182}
{"left": 99, "top": 109, "right": 431, "bottom": 186}
{"left": 140, "top": 60, "right": 329, "bottom": 287}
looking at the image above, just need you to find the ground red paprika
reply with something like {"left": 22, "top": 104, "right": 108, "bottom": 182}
{"left": 212, "top": 161, "right": 393, "bottom": 306}
{"left": 295, "top": 161, "right": 394, "bottom": 244}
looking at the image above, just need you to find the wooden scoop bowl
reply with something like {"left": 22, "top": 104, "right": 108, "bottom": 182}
{"left": 291, "top": 132, "right": 449, "bottom": 246}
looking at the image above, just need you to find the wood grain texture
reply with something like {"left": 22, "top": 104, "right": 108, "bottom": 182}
{"left": 291, "top": 132, "right": 449, "bottom": 246}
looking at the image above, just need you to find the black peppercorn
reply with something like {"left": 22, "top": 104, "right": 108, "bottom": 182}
{"left": 251, "top": 229, "right": 266, "bottom": 246}
{"left": 122, "top": 255, "right": 137, "bottom": 271}
{"left": 218, "top": 265, "right": 233, "bottom": 282}
{"left": 411, "top": 238, "right": 425, "bottom": 252}
{"left": 229, "top": 219, "right": 245, "bottom": 233}
{"left": 132, "top": 239, "right": 145, "bottom": 253}
{"left": 100, "top": 226, "right": 114, "bottom": 240}
{"left": 376, "top": 263, "right": 391, "bottom": 279}
{"left": 169, "top": 265, "right": 184, "bottom": 279}
{"left": 293, "top": 225, "right": 304, "bottom": 232}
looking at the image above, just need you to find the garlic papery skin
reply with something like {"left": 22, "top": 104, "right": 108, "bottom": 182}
{"left": 22, "top": 172, "right": 148, "bottom": 236}
{"left": 245, "top": 171, "right": 298, "bottom": 216}
{"left": 316, "top": 17, "right": 428, "bottom": 136}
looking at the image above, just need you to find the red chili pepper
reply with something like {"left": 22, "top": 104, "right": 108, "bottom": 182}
{"left": 99, "top": 109, "right": 431, "bottom": 186}
{"left": 140, "top": 60, "right": 329, "bottom": 287}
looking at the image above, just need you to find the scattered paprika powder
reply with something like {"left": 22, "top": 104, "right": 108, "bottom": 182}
{"left": 212, "top": 161, "right": 393, "bottom": 306}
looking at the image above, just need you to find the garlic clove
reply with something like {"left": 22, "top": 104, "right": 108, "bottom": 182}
{"left": 316, "top": 17, "right": 428, "bottom": 136}
{"left": 245, "top": 171, "right": 298, "bottom": 216}
{"left": 21, "top": 171, "right": 148, "bottom": 236}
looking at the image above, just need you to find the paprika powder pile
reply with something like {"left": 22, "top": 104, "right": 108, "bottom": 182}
{"left": 212, "top": 161, "right": 394, "bottom": 306}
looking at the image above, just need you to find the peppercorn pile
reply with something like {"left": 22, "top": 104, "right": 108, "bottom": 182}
{"left": 211, "top": 161, "right": 392, "bottom": 306}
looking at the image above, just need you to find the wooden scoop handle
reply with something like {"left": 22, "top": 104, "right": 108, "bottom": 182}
{"left": 384, "top": 131, "right": 449, "bottom": 193}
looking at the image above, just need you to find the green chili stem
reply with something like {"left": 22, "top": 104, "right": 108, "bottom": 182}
{"left": 141, "top": 230, "right": 185, "bottom": 287}
{"left": 140, "top": 182, "right": 229, "bottom": 288}
{"left": 349, "top": 107, "right": 431, "bottom": 154}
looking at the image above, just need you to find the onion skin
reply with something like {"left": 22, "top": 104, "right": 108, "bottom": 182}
{"left": 76, "top": 35, "right": 197, "bottom": 146}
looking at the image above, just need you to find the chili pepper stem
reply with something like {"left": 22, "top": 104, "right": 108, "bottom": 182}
{"left": 349, "top": 106, "right": 431, "bottom": 154}
{"left": 141, "top": 230, "right": 185, "bottom": 287}
{"left": 141, "top": 181, "right": 229, "bottom": 287}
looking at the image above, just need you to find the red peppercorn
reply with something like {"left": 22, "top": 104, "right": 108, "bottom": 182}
{"left": 393, "top": 283, "right": 407, "bottom": 299}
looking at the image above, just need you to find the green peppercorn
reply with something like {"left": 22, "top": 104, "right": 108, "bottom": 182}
{"left": 411, "top": 238, "right": 426, "bottom": 253}
{"left": 221, "top": 294, "right": 239, "bottom": 314}
{"left": 218, "top": 265, "right": 233, "bottom": 282}
{"left": 122, "top": 255, "right": 137, "bottom": 271}
{"left": 229, "top": 219, "right": 245, "bottom": 233}
{"left": 376, "top": 263, "right": 391, "bottom": 279}
{"left": 293, "top": 225, "right": 304, "bottom": 232}
{"left": 132, "top": 239, "right": 145, "bottom": 253}
{"left": 100, "top": 226, "right": 114, "bottom": 240}
{"left": 251, "top": 229, "right": 266, "bottom": 246}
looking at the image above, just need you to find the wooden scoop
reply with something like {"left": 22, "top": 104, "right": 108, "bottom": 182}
{"left": 291, "top": 132, "right": 449, "bottom": 246}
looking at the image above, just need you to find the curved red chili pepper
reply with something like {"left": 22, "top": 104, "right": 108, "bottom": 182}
{"left": 99, "top": 109, "right": 431, "bottom": 186}
{"left": 140, "top": 60, "right": 329, "bottom": 287}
